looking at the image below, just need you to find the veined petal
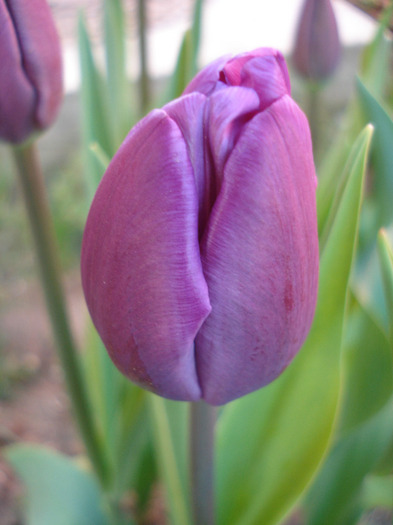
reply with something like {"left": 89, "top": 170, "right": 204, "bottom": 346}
{"left": 81, "top": 110, "right": 211, "bottom": 401}
{"left": 238, "top": 56, "right": 290, "bottom": 110}
{"left": 163, "top": 92, "right": 209, "bottom": 232}
{"left": 183, "top": 54, "right": 231, "bottom": 96}
{"left": 207, "top": 86, "right": 259, "bottom": 179}
{"left": 0, "top": 1, "right": 35, "bottom": 142}
{"left": 196, "top": 96, "right": 318, "bottom": 405}
{"left": 221, "top": 48, "right": 290, "bottom": 97}
{"left": 2, "top": 0, "right": 62, "bottom": 135}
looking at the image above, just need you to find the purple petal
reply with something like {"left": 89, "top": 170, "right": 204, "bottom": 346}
{"left": 183, "top": 54, "right": 231, "bottom": 96}
{"left": 221, "top": 48, "right": 290, "bottom": 98}
{"left": 7, "top": 0, "right": 63, "bottom": 127}
{"left": 81, "top": 110, "right": 211, "bottom": 401}
{"left": 207, "top": 86, "right": 260, "bottom": 179}
{"left": 195, "top": 96, "right": 318, "bottom": 405}
{"left": 163, "top": 92, "right": 210, "bottom": 232}
{"left": 293, "top": 0, "right": 340, "bottom": 80}
{"left": 0, "top": 2, "right": 35, "bottom": 142}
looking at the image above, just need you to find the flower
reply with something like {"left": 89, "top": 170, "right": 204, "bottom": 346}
{"left": 81, "top": 48, "right": 319, "bottom": 406}
{"left": 0, "top": 0, "right": 63, "bottom": 144}
{"left": 292, "top": 0, "right": 341, "bottom": 82}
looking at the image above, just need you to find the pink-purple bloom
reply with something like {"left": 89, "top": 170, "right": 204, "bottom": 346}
{"left": 292, "top": 0, "right": 341, "bottom": 81}
{"left": 81, "top": 48, "right": 319, "bottom": 406}
{"left": 0, "top": 0, "right": 63, "bottom": 144}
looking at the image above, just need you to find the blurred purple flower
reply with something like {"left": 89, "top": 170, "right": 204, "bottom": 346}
{"left": 293, "top": 0, "right": 341, "bottom": 81}
{"left": 0, "top": 0, "right": 63, "bottom": 144}
{"left": 81, "top": 48, "right": 319, "bottom": 406}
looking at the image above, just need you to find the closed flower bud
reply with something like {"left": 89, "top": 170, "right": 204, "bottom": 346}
{"left": 0, "top": 0, "right": 63, "bottom": 144}
{"left": 81, "top": 48, "right": 319, "bottom": 406}
{"left": 292, "top": 0, "right": 341, "bottom": 82}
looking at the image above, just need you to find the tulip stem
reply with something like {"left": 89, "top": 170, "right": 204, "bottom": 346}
{"left": 190, "top": 401, "right": 216, "bottom": 525}
{"left": 12, "top": 142, "right": 110, "bottom": 488}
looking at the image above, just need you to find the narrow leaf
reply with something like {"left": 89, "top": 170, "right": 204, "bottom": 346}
{"left": 148, "top": 395, "right": 191, "bottom": 525}
{"left": 164, "top": 0, "right": 203, "bottom": 102}
{"left": 104, "top": 0, "right": 133, "bottom": 145}
{"left": 357, "top": 79, "right": 393, "bottom": 227}
{"left": 377, "top": 229, "right": 393, "bottom": 346}
{"left": 78, "top": 13, "right": 114, "bottom": 201}
{"left": 303, "top": 399, "right": 393, "bottom": 525}
{"left": 339, "top": 297, "right": 393, "bottom": 433}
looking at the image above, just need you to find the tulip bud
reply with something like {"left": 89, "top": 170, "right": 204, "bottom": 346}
{"left": 81, "top": 48, "right": 319, "bottom": 406}
{"left": 292, "top": 0, "right": 341, "bottom": 82}
{"left": 0, "top": 0, "right": 63, "bottom": 144}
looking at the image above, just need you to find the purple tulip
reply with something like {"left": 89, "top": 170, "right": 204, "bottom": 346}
{"left": 0, "top": 0, "right": 63, "bottom": 144}
{"left": 81, "top": 48, "right": 319, "bottom": 406}
{"left": 292, "top": 0, "right": 341, "bottom": 81}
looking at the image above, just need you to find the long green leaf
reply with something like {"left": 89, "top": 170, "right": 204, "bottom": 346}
{"left": 164, "top": 0, "right": 203, "bottom": 102}
{"left": 303, "top": 398, "right": 393, "bottom": 525}
{"left": 357, "top": 79, "right": 393, "bottom": 227}
{"left": 216, "top": 126, "right": 373, "bottom": 525}
{"left": 377, "top": 229, "right": 393, "bottom": 347}
{"left": 104, "top": 0, "right": 133, "bottom": 145}
{"left": 148, "top": 395, "right": 191, "bottom": 525}
{"left": 83, "top": 320, "right": 151, "bottom": 497}
{"left": 316, "top": 13, "right": 392, "bottom": 236}
{"left": 339, "top": 297, "right": 393, "bottom": 433}
{"left": 5, "top": 445, "right": 108, "bottom": 525}
{"left": 78, "top": 13, "right": 114, "bottom": 201}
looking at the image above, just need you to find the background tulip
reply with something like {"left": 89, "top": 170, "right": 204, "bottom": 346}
{"left": 81, "top": 48, "right": 319, "bottom": 406}
{"left": 0, "top": 0, "right": 63, "bottom": 144}
{"left": 292, "top": 0, "right": 341, "bottom": 82}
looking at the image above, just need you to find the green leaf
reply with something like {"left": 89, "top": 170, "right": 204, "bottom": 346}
{"left": 83, "top": 322, "right": 121, "bottom": 472}
{"left": 78, "top": 13, "right": 114, "bottom": 201}
{"left": 5, "top": 445, "right": 108, "bottom": 525}
{"left": 164, "top": 0, "right": 203, "bottom": 101}
{"left": 104, "top": 0, "right": 133, "bottom": 145}
{"left": 377, "top": 229, "right": 393, "bottom": 346}
{"left": 83, "top": 320, "right": 151, "bottom": 496}
{"left": 357, "top": 79, "right": 393, "bottom": 227}
{"left": 148, "top": 395, "right": 191, "bottom": 525}
{"left": 339, "top": 297, "right": 393, "bottom": 433}
{"left": 303, "top": 398, "right": 393, "bottom": 525}
{"left": 216, "top": 126, "right": 373, "bottom": 525}
{"left": 360, "top": 3, "right": 393, "bottom": 98}
{"left": 316, "top": 15, "right": 392, "bottom": 236}
{"left": 88, "top": 142, "right": 111, "bottom": 173}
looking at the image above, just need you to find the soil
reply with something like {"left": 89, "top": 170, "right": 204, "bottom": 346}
{"left": 0, "top": 274, "right": 85, "bottom": 525}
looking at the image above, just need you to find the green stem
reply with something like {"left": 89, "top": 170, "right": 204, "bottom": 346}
{"left": 137, "top": 0, "right": 151, "bottom": 115}
{"left": 190, "top": 401, "right": 216, "bottom": 525}
{"left": 12, "top": 142, "right": 109, "bottom": 488}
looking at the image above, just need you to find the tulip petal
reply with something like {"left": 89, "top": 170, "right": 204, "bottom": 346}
{"left": 163, "top": 92, "right": 210, "bottom": 231}
{"left": 6, "top": 0, "right": 63, "bottom": 126}
{"left": 183, "top": 54, "right": 231, "bottom": 96}
{"left": 207, "top": 86, "right": 260, "bottom": 179}
{"left": 293, "top": 0, "right": 340, "bottom": 80}
{"left": 0, "top": 1, "right": 35, "bottom": 142}
{"left": 221, "top": 48, "right": 291, "bottom": 96}
{"left": 238, "top": 56, "right": 290, "bottom": 110}
{"left": 81, "top": 110, "right": 211, "bottom": 401}
{"left": 196, "top": 96, "right": 318, "bottom": 405}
